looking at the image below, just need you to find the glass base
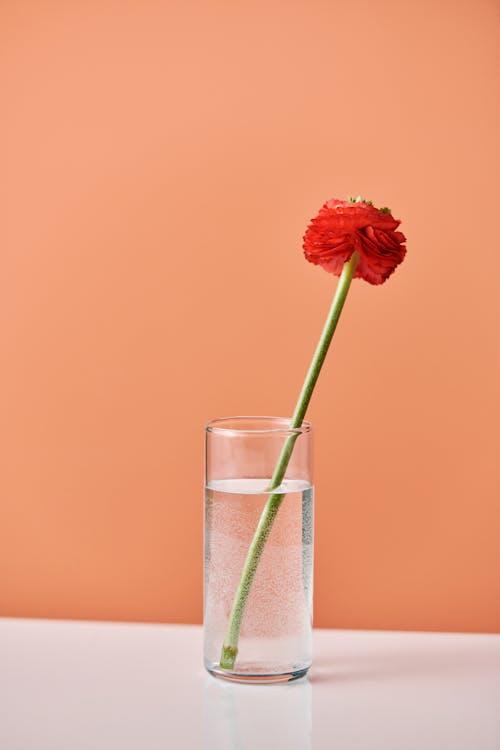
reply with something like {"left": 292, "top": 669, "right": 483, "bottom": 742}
{"left": 206, "top": 664, "right": 310, "bottom": 684}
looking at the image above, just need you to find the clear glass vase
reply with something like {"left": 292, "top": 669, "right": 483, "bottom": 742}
{"left": 204, "top": 416, "right": 314, "bottom": 684}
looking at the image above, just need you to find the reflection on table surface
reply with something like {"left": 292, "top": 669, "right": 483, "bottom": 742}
{"left": 203, "top": 675, "right": 312, "bottom": 750}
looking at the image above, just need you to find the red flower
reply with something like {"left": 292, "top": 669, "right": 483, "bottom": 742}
{"left": 303, "top": 198, "right": 406, "bottom": 285}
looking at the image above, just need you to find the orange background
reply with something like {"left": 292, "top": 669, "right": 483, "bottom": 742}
{"left": 2, "top": 0, "right": 499, "bottom": 632}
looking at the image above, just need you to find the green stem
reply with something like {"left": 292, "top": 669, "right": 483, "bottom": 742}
{"left": 220, "top": 252, "right": 360, "bottom": 670}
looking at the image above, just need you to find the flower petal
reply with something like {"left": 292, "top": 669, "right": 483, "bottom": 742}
{"left": 303, "top": 198, "right": 406, "bottom": 285}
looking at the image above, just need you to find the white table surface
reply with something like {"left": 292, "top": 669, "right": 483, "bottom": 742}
{"left": 1, "top": 619, "right": 499, "bottom": 750}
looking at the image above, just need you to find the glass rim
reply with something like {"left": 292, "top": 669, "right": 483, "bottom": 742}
{"left": 205, "top": 415, "right": 312, "bottom": 436}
